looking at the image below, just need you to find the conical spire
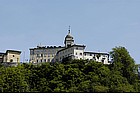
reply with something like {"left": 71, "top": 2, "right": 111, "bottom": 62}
{"left": 68, "top": 26, "right": 71, "bottom": 34}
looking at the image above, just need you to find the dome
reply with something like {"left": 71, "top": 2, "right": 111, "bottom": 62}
{"left": 65, "top": 34, "right": 73, "bottom": 39}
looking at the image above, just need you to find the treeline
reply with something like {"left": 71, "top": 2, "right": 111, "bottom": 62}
{"left": 0, "top": 46, "right": 140, "bottom": 93}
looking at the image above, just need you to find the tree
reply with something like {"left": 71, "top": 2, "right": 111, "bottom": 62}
{"left": 110, "top": 46, "right": 137, "bottom": 84}
{"left": 0, "top": 66, "right": 29, "bottom": 92}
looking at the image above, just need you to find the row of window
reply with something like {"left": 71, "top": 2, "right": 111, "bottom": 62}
{"left": 59, "top": 52, "right": 83, "bottom": 60}
{"left": 84, "top": 53, "right": 95, "bottom": 56}
{"left": 35, "top": 57, "right": 107, "bottom": 64}
{"left": 36, "top": 54, "right": 54, "bottom": 57}
{"left": 34, "top": 49, "right": 57, "bottom": 53}
{"left": 75, "top": 47, "right": 83, "bottom": 50}
{"left": 75, "top": 52, "right": 83, "bottom": 55}
{"left": 86, "top": 58, "right": 106, "bottom": 63}
{"left": 59, "top": 49, "right": 72, "bottom": 55}
{"left": 36, "top": 59, "right": 51, "bottom": 63}
{"left": 33, "top": 51, "right": 57, "bottom": 55}
{"left": 84, "top": 53, "right": 108, "bottom": 57}
{"left": 59, "top": 53, "right": 73, "bottom": 60}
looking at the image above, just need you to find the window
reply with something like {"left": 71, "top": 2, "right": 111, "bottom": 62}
{"left": 13, "top": 55, "right": 15, "bottom": 57}
{"left": 84, "top": 53, "right": 86, "bottom": 56}
{"left": 90, "top": 53, "right": 92, "bottom": 56}
{"left": 80, "top": 53, "right": 82, "bottom": 55}
{"left": 48, "top": 59, "right": 50, "bottom": 62}
{"left": 76, "top": 47, "right": 78, "bottom": 50}
{"left": 41, "top": 54, "right": 43, "bottom": 57}
{"left": 76, "top": 52, "right": 77, "bottom": 55}
{"left": 40, "top": 59, "right": 42, "bottom": 62}
{"left": 37, "top": 60, "right": 38, "bottom": 63}
{"left": 102, "top": 59, "right": 104, "bottom": 63}
{"left": 44, "top": 59, "right": 46, "bottom": 62}
{"left": 96, "top": 54, "right": 101, "bottom": 59}
{"left": 37, "top": 54, "right": 39, "bottom": 57}
{"left": 30, "top": 50, "right": 34, "bottom": 55}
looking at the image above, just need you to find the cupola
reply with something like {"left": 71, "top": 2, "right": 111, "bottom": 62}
{"left": 64, "top": 26, "right": 74, "bottom": 47}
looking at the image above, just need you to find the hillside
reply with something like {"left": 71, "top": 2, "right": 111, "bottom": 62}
{"left": 0, "top": 47, "right": 139, "bottom": 93}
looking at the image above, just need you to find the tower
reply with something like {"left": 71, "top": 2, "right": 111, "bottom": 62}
{"left": 64, "top": 26, "right": 74, "bottom": 47}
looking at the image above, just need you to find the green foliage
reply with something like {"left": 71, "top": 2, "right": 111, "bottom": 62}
{"left": 92, "top": 85, "right": 109, "bottom": 93}
{"left": 110, "top": 46, "right": 137, "bottom": 84}
{"left": 0, "top": 65, "right": 29, "bottom": 92}
{"left": 0, "top": 46, "right": 139, "bottom": 93}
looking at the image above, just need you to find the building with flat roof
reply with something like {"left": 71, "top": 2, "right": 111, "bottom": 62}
{"left": 0, "top": 50, "right": 21, "bottom": 66}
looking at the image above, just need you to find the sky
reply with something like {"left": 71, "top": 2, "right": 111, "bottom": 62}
{"left": 0, "top": 0, "right": 140, "bottom": 63}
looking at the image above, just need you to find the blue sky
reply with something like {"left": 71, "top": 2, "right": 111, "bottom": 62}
{"left": 0, "top": 0, "right": 140, "bottom": 63}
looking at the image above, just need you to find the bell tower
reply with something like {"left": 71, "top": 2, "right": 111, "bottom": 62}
{"left": 64, "top": 26, "right": 74, "bottom": 47}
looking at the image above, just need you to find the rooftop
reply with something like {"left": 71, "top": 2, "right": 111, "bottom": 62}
{"left": 6, "top": 50, "right": 21, "bottom": 54}
{"left": 0, "top": 52, "right": 5, "bottom": 55}
{"left": 84, "top": 51, "right": 109, "bottom": 55}
{"left": 30, "top": 45, "right": 65, "bottom": 50}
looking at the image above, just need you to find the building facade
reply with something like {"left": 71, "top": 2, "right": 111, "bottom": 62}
{"left": 84, "top": 52, "right": 109, "bottom": 64}
{"left": 29, "top": 29, "right": 110, "bottom": 64}
{"left": 0, "top": 50, "right": 21, "bottom": 66}
{"left": 30, "top": 46, "right": 65, "bottom": 63}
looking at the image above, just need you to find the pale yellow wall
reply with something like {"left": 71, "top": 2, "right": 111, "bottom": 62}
{"left": 6, "top": 52, "right": 20, "bottom": 63}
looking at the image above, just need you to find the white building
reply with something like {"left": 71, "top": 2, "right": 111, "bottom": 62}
{"left": 84, "top": 52, "right": 109, "bottom": 64}
{"left": 29, "top": 29, "right": 110, "bottom": 64}
{"left": 55, "top": 45, "right": 86, "bottom": 62}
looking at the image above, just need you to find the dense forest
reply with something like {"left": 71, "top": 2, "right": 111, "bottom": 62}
{"left": 0, "top": 46, "right": 140, "bottom": 93}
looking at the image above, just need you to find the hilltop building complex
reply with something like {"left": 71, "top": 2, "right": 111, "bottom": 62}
{"left": 29, "top": 29, "right": 110, "bottom": 64}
